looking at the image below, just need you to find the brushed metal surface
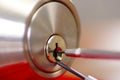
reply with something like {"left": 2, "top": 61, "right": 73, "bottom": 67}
{"left": 26, "top": 2, "right": 79, "bottom": 78}
{"left": 0, "top": 0, "right": 80, "bottom": 79}
{"left": 0, "top": 0, "right": 42, "bottom": 67}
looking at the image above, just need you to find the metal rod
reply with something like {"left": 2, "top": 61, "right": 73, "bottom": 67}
{"left": 56, "top": 61, "right": 87, "bottom": 80}
{"left": 56, "top": 61, "right": 97, "bottom": 80}
{"left": 64, "top": 48, "right": 120, "bottom": 59}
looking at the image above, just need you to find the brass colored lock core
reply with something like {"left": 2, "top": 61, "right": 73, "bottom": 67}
{"left": 46, "top": 35, "right": 66, "bottom": 63}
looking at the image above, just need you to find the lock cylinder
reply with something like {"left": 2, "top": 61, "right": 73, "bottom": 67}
{"left": 0, "top": 0, "right": 80, "bottom": 79}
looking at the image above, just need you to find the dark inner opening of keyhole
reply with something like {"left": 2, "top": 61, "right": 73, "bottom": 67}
{"left": 53, "top": 43, "right": 63, "bottom": 61}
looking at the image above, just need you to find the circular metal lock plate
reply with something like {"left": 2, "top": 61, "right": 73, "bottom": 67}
{"left": 26, "top": 1, "right": 79, "bottom": 78}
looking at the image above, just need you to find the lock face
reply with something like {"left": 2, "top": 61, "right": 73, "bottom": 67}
{"left": 25, "top": 0, "right": 80, "bottom": 78}
{"left": 0, "top": 0, "right": 80, "bottom": 79}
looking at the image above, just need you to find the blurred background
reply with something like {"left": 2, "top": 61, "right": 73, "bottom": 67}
{"left": 70, "top": 0, "right": 120, "bottom": 80}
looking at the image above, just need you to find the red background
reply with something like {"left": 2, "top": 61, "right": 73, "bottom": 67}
{"left": 0, "top": 62, "right": 81, "bottom": 80}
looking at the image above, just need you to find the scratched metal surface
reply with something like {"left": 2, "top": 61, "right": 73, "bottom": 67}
{"left": 72, "top": 0, "right": 120, "bottom": 80}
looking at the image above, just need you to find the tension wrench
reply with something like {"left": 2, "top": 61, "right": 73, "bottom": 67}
{"left": 60, "top": 48, "right": 120, "bottom": 59}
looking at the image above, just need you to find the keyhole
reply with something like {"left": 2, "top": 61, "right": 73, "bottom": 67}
{"left": 45, "top": 35, "right": 66, "bottom": 63}
{"left": 53, "top": 43, "right": 63, "bottom": 61}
